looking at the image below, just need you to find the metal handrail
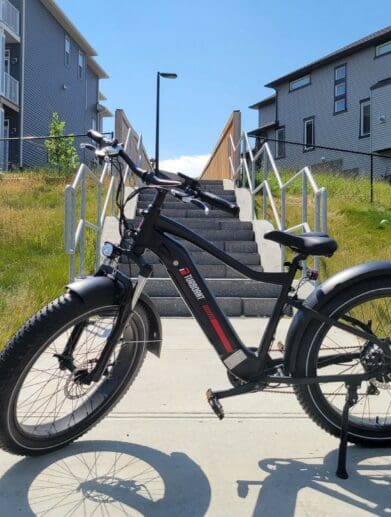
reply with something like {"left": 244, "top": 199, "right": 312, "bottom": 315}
{"left": 229, "top": 132, "right": 328, "bottom": 272}
{"left": 4, "top": 72, "right": 19, "bottom": 105}
{"left": 1, "top": 0, "right": 19, "bottom": 36}
{"left": 64, "top": 127, "right": 141, "bottom": 281}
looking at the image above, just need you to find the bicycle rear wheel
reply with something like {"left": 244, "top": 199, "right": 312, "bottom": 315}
{"left": 294, "top": 277, "right": 391, "bottom": 446}
{"left": 0, "top": 293, "right": 147, "bottom": 456}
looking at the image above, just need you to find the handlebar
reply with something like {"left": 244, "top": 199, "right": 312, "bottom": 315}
{"left": 87, "top": 129, "right": 113, "bottom": 147}
{"left": 198, "top": 190, "right": 240, "bottom": 217}
{"left": 86, "top": 129, "right": 240, "bottom": 217}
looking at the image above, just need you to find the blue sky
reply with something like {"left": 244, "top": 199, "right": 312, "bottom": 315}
{"left": 57, "top": 0, "right": 389, "bottom": 173}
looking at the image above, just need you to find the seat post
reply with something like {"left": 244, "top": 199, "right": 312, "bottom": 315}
{"left": 256, "top": 253, "right": 307, "bottom": 372}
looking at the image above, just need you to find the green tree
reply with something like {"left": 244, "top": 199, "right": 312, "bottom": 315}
{"left": 44, "top": 112, "right": 79, "bottom": 175}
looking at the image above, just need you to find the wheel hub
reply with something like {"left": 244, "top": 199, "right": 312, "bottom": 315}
{"left": 361, "top": 340, "right": 391, "bottom": 391}
{"left": 64, "top": 371, "right": 95, "bottom": 399}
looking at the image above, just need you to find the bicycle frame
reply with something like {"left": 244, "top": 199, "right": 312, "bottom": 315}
{"left": 123, "top": 190, "right": 387, "bottom": 385}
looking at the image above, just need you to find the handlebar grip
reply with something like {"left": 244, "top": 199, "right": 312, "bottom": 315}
{"left": 87, "top": 129, "right": 106, "bottom": 144}
{"left": 198, "top": 190, "right": 240, "bottom": 217}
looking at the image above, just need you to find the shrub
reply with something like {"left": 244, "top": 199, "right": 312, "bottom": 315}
{"left": 44, "top": 112, "right": 79, "bottom": 176}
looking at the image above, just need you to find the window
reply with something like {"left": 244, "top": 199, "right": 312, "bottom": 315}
{"left": 4, "top": 49, "right": 10, "bottom": 74}
{"left": 335, "top": 65, "right": 346, "bottom": 81}
{"left": 334, "top": 64, "right": 346, "bottom": 113}
{"left": 65, "top": 35, "right": 70, "bottom": 66}
{"left": 303, "top": 117, "right": 314, "bottom": 151}
{"left": 375, "top": 40, "right": 391, "bottom": 57}
{"left": 334, "top": 98, "right": 346, "bottom": 112}
{"left": 360, "top": 99, "right": 370, "bottom": 137}
{"left": 289, "top": 74, "right": 310, "bottom": 91}
{"left": 78, "top": 51, "right": 84, "bottom": 79}
{"left": 334, "top": 83, "right": 345, "bottom": 97}
{"left": 275, "top": 127, "right": 285, "bottom": 158}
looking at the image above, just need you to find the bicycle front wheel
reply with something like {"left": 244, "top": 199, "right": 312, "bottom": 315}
{"left": 0, "top": 293, "right": 147, "bottom": 456}
{"left": 294, "top": 277, "right": 391, "bottom": 446}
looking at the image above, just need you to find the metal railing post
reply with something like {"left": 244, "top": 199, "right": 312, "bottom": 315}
{"left": 302, "top": 173, "right": 308, "bottom": 229}
{"left": 110, "top": 163, "right": 116, "bottom": 216}
{"left": 227, "top": 133, "right": 328, "bottom": 274}
{"left": 370, "top": 153, "right": 374, "bottom": 203}
{"left": 242, "top": 135, "right": 247, "bottom": 188}
{"left": 314, "top": 191, "right": 321, "bottom": 233}
{"left": 64, "top": 185, "right": 76, "bottom": 281}
{"left": 65, "top": 127, "right": 144, "bottom": 281}
{"left": 262, "top": 150, "right": 267, "bottom": 220}
{"left": 79, "top": 169, "right": 86, "bottom": 278}
{"left": 251, "top": 158, "right": 256, "bottom": 219}
{"left": 281, "top": 186, "right": 286, "bottom": 270}
{"left": 321, "top": 188, "right": 327, "bottom": 234}
{"left": 96, "top": 181, "right": 102, "bottom": 268}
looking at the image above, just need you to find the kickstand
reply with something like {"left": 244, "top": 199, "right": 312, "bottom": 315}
{"left": 336, "top": 383, "right": 360, "bottom": 480}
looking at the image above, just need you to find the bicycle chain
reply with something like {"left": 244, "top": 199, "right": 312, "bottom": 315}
{"left": 269, "top": 341, "right": 378, "bottom": 396}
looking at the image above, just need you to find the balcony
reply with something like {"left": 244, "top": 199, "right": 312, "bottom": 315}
{"left": 4, "top": 71, "right": 18, "bottom": 105}
{"left": 0, "top": 0, "right": 19, "bottom": 38}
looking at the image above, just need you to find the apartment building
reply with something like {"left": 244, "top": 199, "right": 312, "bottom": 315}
{"left": 0, "top": 0, "right": 111, "bottom": 169}
{"left": 249, "top": 26, "right": 391, "bottom": 177}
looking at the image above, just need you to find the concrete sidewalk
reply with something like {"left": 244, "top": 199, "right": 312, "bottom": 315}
{"left": 0, "top": 318, "right": 390, "bottom": 516}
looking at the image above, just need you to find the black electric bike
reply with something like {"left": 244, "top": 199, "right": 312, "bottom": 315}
{"left": 0, "top": 130, "right": 389, "bottom": 479}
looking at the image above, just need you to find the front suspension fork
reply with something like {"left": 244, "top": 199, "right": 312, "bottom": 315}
{"left": 59, "top": 258, "right": 152, "bottom": 384}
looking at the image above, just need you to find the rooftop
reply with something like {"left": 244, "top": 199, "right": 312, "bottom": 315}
{"left": 40, "top": 0, "right": 108, "bottom": 79}
{"left": 249, "top": 94, "right": 276, "bottom": 110}
{"left": 265, "top": 26, "right": 391, "bottom": 88}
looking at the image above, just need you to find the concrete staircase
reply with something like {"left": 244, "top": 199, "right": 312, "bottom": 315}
{"left": 126, "top": 180, "right": 281, "bottom": 317}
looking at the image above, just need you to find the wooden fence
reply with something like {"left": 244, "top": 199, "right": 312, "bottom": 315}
{"left": 115, "top": 109, "right": 151, "bottom": 170}
{"left": 201, "top": 110, "right": 241, "bottom": 180}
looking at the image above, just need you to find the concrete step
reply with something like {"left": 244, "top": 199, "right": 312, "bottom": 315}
{"left": 122, "top": 182, "right": 275, "bottom": 317}
{"left": 196, "top": 187, "right": 234, "bottom": 195}
{"left": 137, "top": 201, "right": 236, "bottom": 211}
{"left": 149, "top": 297, "right": 278, "bottom": 317}
{"left": 124, "top": 239, "right": 257, "bottom": 253}
{"left": 130, "top": 217, "right": 252, "bottom": 230}
{"left": 138, "top": 192, "right": 237, "bottom": 203}
{"left": 144, "top": 208, "right": 234, "bottom": 219}
{"left": 198, "top": 180, "right": 224, "bottom": 185}
{"left": 179, "top": 229, "right": 256, "bottom": 241}
{"left": 141, "top": 278, "right": 280, "bottom": 298}
{"left": 181, "top": 240, "right": 258, "bottom": 253}
{"left": 142, "top": 250, "right": 260, "bottom": 265}
{"left": 138, "top": 186, "right": 233, "bottom": 194}
{"left": 120, "top": 263, "right": 263, "bottom": 279}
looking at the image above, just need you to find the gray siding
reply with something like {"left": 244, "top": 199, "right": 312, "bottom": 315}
{"left": 258, "top": 102, "right": 276, "bottom": 127}
{"left": 4, "top": 108, "right": 19, "bottom": 165}
{"left": 86, "top": 66, "right": 98, "bottom": 129}
{"left": 22, "top": 0, "right": 99, "bottom": 166}
{"left": 261, "top": 45, "right": 391, "bottom": 178}
{"left": 371, "top": 82, "right": 391, "bottom": 153}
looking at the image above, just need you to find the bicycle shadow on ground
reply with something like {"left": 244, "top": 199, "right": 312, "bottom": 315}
{"left": 0, "top": 440, "right": 211, "bottom": 516}
{"left": 237, "top": 446, "right": 391, "bottom": 516}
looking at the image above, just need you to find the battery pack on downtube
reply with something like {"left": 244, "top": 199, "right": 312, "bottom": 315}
{"left": 156, "top": 239, "right": 261, "bottom": 381}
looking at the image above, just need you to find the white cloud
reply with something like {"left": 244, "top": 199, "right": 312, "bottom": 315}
{"left": 160, "top": 154, "right": 210, "bottom": 179}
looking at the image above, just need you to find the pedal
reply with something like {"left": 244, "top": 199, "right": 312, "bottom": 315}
{"left": 206, "top": 388, "right": 225, "bottom": 420}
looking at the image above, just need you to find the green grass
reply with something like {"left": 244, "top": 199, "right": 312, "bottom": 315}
{"left": 0, "top": 170, "right": 389, "bottom": 346}
{"left": 0, "top": 172, "right": 105, "bottom": 344}
{"left": 257, "top": 172, "right": 391, "bottom": 278}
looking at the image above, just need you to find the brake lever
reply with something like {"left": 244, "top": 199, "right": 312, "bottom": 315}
{"left": 170, "top": 188, "right": 209, "bottom": 215}
{"left": 80, "top": 143, "right": 96, "bottom": 152}
{"left": 187, "top": 197, "right": 209, "bottom": 215}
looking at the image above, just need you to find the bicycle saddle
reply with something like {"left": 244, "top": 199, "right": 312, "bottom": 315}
{"left": 264, "top": 230, "right": 338, "bottom": 257}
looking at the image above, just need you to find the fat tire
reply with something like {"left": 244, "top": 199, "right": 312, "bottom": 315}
{"left": 293, "top": 277, "right": 391, "bottom": 446}
{"left": 0, "top": 293, "right": 147, "bottom": 456}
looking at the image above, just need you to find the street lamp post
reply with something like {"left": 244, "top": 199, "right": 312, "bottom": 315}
{"left": 155, "top": 71, "right": 177, "bottom": 173}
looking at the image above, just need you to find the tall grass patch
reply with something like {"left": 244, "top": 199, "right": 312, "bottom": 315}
{"left": 0, "top": 172, "right": 103, "bottom": 345}
{"left": 257, "top": 172, "right": 391, "bottom": 278}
